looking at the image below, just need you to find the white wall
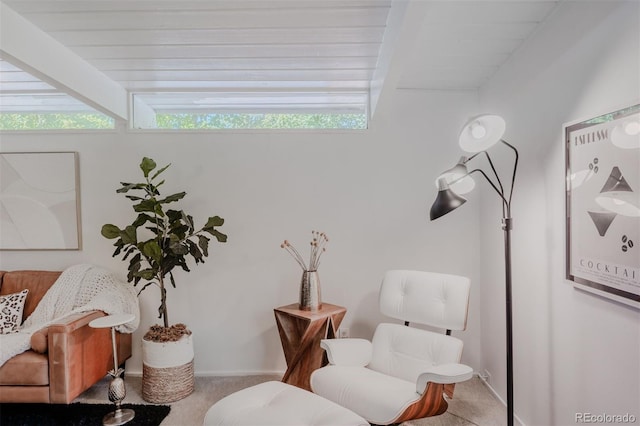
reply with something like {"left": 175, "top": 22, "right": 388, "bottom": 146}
{"left": 0, "top": 90, "right": 484, "bottom": 376}
{"left": 478, "top": 1, "right": 640, "bottom": 425}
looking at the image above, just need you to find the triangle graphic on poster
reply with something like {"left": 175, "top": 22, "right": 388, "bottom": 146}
{"left": 600, "top": 166, "right": 634, "bottom": 193}
{"left": 587, "top": 211, "right": 617, "bottom": 236}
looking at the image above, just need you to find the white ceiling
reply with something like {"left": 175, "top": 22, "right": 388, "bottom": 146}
{"left": 0, "top": 0, "right": 559, "bottom": 118}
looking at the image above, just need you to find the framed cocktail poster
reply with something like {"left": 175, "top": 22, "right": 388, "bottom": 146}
{"left": 565, "top": 104, "right": 640, "bottom": 308}
{"left": 0, "top": 152, "right": 81, "bottom": 250}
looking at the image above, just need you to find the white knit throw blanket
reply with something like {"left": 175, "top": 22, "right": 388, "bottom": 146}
{"left": 0, "top": 264, "right": 140, "bottom": 367}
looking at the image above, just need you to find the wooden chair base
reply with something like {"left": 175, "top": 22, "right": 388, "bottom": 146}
{"left": 392, "top": 382, "right": 449, "bottom": 424}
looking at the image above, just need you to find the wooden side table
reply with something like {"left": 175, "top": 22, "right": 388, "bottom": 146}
{"left": 274, "top": 303, "right": 346, "bottom": 391}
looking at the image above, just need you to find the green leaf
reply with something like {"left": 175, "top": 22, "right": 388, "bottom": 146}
{"left": 101, "top": 224, "right": 121, "bottom": 239}
{"left": 127, "top": 254, "right": 142, "bottom": 282}
{"left": 204, "top": 216, "right": 225, "bottom": 229}
{"left": 116, "top": 183, "right": 145, "bottom": 193}
{"left": 198, "top": 235, "right": 210, "bottom": 257}
{"left": 122, "top": 246, "right": 136, "bottom": 261}
{"left": 177, "top": 258, "right": 191, "bottom": 273}
{"left": 133, "top": 199, "right": 164, "bottom": 216}
{"left": 170, "top": 224, "right": 189, "bottom": 238}
{"left": 182, "top": 211, "right": 195, "bottom": 230}
{"left": 147, "top": 183, "right": 160, "bottom": 196}
{"left": 160, "top": 192, "right": 186, "bottom": 204}
{"left": 151, "top": 164, "right": 171, "bottom": 181}
{"left": 135, "top": 268, "right": 156, "bottom": 280}
{"left": 166, "top": 210, "right": 183, "bottom": 223}
{"left": 205, "top": 229, "right": 228, "bottom": 243}
{"left": 143, "top": 241, "right": 162, "bottom": 262}
{"left": 127, "top": 255, "right": 141, "bottom": 283}
{"left": 121, "top": 226, "right": 137, "bottom": 245}
{"left": 133, "top": 213, "right": 152, "bottom": 227}
{"left": 162, "top": 257, "right": 179, "bottom": 276}
{"left": 186, "top": 240, "right": 203, "bottom": 262}
{"left": 169, "top": 241, "right": 189, "bottom": 255}
{"left": 140, "top": 157, "right": 156, "bottom": 177}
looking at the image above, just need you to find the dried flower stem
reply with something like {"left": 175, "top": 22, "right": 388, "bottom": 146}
{"left": 281, "top": 231, "right": 329, "bottom": 271}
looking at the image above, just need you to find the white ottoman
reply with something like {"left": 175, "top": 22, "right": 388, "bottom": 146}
{"left": 203, "top": 381, "right": 368, "bottom": 426}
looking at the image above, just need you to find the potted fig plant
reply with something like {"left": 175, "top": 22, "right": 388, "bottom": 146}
{"left": 101, "top": 157, "right": 227, "bottom": 403}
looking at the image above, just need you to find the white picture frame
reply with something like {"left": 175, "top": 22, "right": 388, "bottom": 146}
{"left": 564, "top": 104, "right": 640, "bottom": 308}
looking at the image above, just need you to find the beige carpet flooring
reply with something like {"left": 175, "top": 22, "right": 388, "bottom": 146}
{"left": 78, "top": 374, "right": 507, "bottom": 426}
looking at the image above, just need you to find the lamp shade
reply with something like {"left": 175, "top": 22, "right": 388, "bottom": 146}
{"left": 435, "top": 156, "right": 475, "bottom": 194}
{"left": 459, "top": 114, "right": 506, "bottom": 153}
{"left": 430, "top": 178, "right": 467, "bottom": 220}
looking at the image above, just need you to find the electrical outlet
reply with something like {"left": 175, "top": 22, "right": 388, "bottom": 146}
{"left": 339, "top": 328, "right": 350, "bottom": 338}
{"left": 483, "top": 369, "right": 492, "bottom": 384}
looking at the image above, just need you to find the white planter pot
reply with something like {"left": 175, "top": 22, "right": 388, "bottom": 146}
{"left": 142, "top": 333, "right": 194, "bottom": 403}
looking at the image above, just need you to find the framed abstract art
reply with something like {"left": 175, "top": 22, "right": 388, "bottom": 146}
{"left": 0, "top": 152, "right": 81, "bottom": 250}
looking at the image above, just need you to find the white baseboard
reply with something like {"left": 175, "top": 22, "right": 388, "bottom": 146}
{"left": 476, "top": 372, "right": 527, "bottom": 426}
{"left": 195, "top": 370, "right": 285, "bottom": 377}
{"left": 125, "top": 369, "right": 285, "bottom": 378}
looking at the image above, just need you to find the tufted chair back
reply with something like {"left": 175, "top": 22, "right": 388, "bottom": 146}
{"left": 378, "top": 270, "right": 470, "bottom": 330}
{"left": 368, "top": 270, "right": 470, "bottom": 383}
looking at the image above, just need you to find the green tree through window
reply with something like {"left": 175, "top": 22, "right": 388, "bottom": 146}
{"left": 0, "top": 113, "right": 114, "bottom": 130}
{"left": 0, "top": 112, "right": 367, "bottom": 130}
{"left": 154, "top": 113, "right": 367, "bottom": 130}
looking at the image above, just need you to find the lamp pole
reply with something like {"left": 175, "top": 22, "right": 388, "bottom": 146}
{"left": 430, "top": 115, "right": 518, "bottom": 426}
{"left": 468, "top": 161, "right": 516, "bottom": 426}
{"left": 503, "top": 216, "right": 514, "bottom": 426}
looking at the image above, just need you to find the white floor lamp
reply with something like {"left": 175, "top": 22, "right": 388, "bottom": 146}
{"left": 429, "top": 114, "right": 519, "bottom": 426}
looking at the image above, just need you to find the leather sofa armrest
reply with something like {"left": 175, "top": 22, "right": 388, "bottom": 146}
{"left": 416, "top": 363, "right": 473, "bottom": 395}
{"left": 48, "top": 311, "right": 105, "bottom": 333}
{"left": 30, "top": 328, "right": 49, "bottom": 353}
{"left": 31, "top": 311, "right": 105, "bottom": 353}
{"left": 320, "top": 338, "right": 372, "bottom": 366}
{"left": 47, "top": 310, "right": 132, "bottom": 403}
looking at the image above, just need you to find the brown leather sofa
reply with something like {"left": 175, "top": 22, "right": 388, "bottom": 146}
{"left": 0, "top": 270, "right": 132, "bottom": 403}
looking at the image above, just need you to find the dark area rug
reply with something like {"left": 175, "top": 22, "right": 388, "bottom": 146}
{"left": 0, "top": 403, "right": 170, "bottom": 426}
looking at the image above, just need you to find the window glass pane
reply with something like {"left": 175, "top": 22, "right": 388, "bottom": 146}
{"left": 132, "top": 92, "right": 368, "bottom": 130}
{"left": 154, "top": 113, "right": 366, "bottom": 130}
{"left": 0, "top": 112, "right": 115, "bottom": 130}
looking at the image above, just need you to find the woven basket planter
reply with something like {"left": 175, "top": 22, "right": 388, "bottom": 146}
{"left": 142, "top": 334, "right": 194, "bottom": 403}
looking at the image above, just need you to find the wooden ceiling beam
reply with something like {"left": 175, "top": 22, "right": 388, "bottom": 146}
{"left": 0, "top": 2, "right": 129, "bottom": 121}
{"left": 369, "top": 0, "right": 429, "bottom": 120}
